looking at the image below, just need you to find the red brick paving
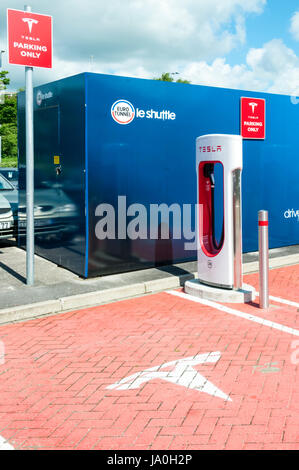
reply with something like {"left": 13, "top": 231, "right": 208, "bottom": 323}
{"left": 250, "top": 263, "right": 299, "bottom": 302}
{"left": 0, "top": 264, "right": 298, "bottom": 450}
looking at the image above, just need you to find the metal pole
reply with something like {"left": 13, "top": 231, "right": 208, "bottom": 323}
{"left": 0, "top": 50, "right": 3, "bottom": 161}
{"left": 25, "top": 4, "right": 34, "bottom": 285}
{"left": 233, "top": 169, "right": 243, "bottom": 290}
{"left": 0, "top": 51, "right": 5, "bottom": 105}
{"left": 0, "top": 50, "right": 5, "bottom": 68}
{"left": 258, "top": 210, "right": 269, "bottom": 309}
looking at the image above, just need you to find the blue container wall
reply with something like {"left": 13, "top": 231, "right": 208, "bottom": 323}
{"left": 18, "top": 74, "right": 86, "bottom": 276}
{"left": 86, "top": 73, "right": 299, "bottom": 277}
{"left": 18, "top": 72, "right": 299, "bottom": 278}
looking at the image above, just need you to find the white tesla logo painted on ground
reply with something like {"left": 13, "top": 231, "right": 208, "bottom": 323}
{"left": 107, "top": 351, "right": 232, "bottom": 401}
{"left": 0, "top": 435, "right": 14, "bottom": 450}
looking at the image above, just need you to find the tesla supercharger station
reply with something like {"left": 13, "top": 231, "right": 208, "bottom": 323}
{"left": 185, "top": 134, "right": 255, "bottom": 302}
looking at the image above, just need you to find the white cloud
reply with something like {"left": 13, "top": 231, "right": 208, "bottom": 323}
{"left": 246, "top": 39, "right": 298, "bottom": 74}
{"left": 0, "top": 0, "right": 266, "bottom": 89}
{"left": 2, "top": 0, "right": 298, "bottom": 97}
{"left": 179, "top": 39, "right": 299, "bottom": 96}
{"left": 290, "top": 11, "right": 299, "bottom": 41}
{"left": 46, "top": 0, "right": 267, "bottom": 63}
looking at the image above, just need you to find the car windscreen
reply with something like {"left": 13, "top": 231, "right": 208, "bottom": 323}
{"left": 0, "top": 174, "right": 14, "bottom": 190}
{"left": 0, "top": 170, "right": 18, "bottom": 180}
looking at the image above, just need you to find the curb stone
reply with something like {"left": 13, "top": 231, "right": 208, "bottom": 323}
{"left": 0, "top": 253, "right": 298, "bottom": 325}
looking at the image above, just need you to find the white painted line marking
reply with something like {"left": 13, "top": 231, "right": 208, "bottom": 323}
{"left": 107, "top": 351, "right": 232, "bottom": 401}
{"left": 267, "top": 294, "right": 299, "bottom": 309}
{"left": 0, "top": 435, "right": 14, "bottom": 450}
{"left": 167, "top": 290, "right": 299, "bottom": 337}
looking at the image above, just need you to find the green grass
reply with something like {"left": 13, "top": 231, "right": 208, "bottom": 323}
{"left": 0, "top": 156, "right": 18, "bottom": 168}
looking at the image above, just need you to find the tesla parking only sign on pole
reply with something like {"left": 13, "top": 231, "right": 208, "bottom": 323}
{"left": 240, "top": 97, "right": 266, "bottom": 140}
{"left": 7, "top": 7, "right": 52, "bottom": 285}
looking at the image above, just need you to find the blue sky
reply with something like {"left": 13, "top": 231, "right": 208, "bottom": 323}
{"left": 228, "top": 0, "right": 298, "bottom": 64}
{"left": 0, "top": 0, "right": 298, "bottom": 96}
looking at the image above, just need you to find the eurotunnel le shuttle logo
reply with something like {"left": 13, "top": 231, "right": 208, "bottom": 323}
{"left": 111, "top": 100, "right": 135, "bottom": 125}
{"left": 111, "top": 99, "right": 176, "bottom": 125}
{"left": 36, "top": 90, "right": 53, "bottom": 106}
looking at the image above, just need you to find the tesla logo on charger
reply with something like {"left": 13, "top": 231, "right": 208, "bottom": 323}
{"left": 111, "top": 99, "right": 176, "bottom": 125}
{"left": 199, "top": 145, "right": 222, "bottom": 152}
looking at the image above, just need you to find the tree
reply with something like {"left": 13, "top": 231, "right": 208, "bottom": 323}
{"left": 0, "top": 71, "right": 10, "bottom": 104}
{"left": 0, "top": 124, "right": 17, "bottom": 164}
{"left": 0, "top": 71, "right": 10, "bottom": 89}
{"left": 175, "top": 78, "right": 191, "bottom": 84}
{"left": 0, "top": 95, "right": 17, "bottom": 124}
{"left": 0, "top": 71, "right": 17, "bottom": 167}
{"left": 154, "top": 72, "right": 191, "bottom": 84}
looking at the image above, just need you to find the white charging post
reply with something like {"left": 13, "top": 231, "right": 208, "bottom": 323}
{"left": 196, "top": 134, "right": 243, "bottom": 289}
{"left": 184, "top": 133, "right": 255, "bottom": 303}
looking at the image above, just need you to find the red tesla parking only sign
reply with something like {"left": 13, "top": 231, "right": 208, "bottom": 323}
{"left": 240, "top": 97, "right": 265, "bottom": 139}
{"left": 7, "top": 8, "right": 52, "bottom": 68}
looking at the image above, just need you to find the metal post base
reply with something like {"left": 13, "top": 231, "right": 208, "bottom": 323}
{"left": 184, "top": 279, "right": 255, "bottom": 303}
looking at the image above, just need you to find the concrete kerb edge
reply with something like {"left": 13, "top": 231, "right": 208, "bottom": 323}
{"left": 0, "top": 299, "right": 62, "bottom": 325}
{"left": 60, "top": 282, "right": 146, "bottom": 311}
{"left": 243, "top": 253, "right": 299, "bottom": 274}
{"left": 0, "top": 253, "right": 298, "bottom": 325}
